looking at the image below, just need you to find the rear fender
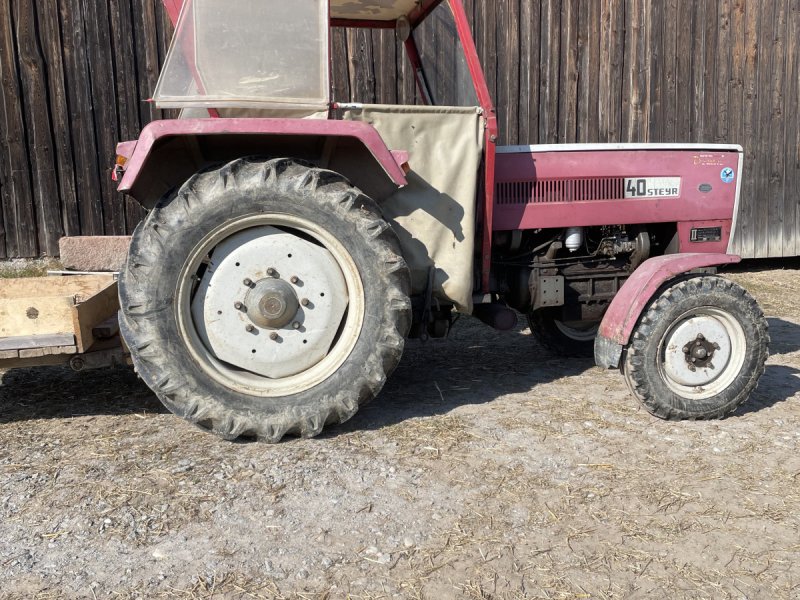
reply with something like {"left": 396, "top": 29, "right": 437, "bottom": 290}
{"left": 116, "top": 119, "right": 408, "bottom": 208}
{"left": 594, "top": 253, "right": 742, "bottom": 369}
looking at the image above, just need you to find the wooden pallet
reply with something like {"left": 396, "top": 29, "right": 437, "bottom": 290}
{"left": 0, "top": 275, "right": 124, "bottom": 370}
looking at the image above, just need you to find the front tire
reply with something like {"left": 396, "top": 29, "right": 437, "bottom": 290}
{"left": 623, "top": 276, "right": 768, "bottom": 420}
{"left": 119, "top": 158, "right": 411, "bottom": 442}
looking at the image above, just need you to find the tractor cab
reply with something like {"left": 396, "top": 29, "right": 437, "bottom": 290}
{"left": 154, "top": 0, "right": 486, "bottom": 115}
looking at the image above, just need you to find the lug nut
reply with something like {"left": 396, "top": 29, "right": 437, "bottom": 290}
{"left": 713, "top": 343, "right": 720, "bottom": 350}
{"left": 267, "top": 268, "right": 276, "bottom": 277}
{"left": 243, "top": 278, "right": 253, "bottom": 287}
{"left": 697, "top": 333, "right": 705, "bottom": 341}
{"left": 290, "top": 276, "right": 299, "bottom": 284}
{"left": 301, "top": 298, "right": 310, "bottom": 307}
{"left": 292, "top": 321, "right": 301, "bottom": 330}
{"left": 246, "top": 324, "right": 255, "bottom": 333}
{"left": 691, "top": 357, "right": 697, "bottom": 363}
{"left": 682, "top": 345, "right": 690, "bottom": 354}
{"left": 269, "top": 332, "right": 279, "bottom": 341}
{"left": 234, "top": 301, "right": 244, "bottom": 311}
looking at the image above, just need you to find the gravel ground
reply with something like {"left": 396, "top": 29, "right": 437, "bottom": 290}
{"left": 1, "top": 263, "right": 799, "bottom": 599}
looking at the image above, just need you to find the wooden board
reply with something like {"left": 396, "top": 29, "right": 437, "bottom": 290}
{"left": 0, "top": 274, "right": 115, "bottom": 300}
{"left": 73, "top": 280, "right": 119, "bottom": 353}
{"left": 0, "top": 334, "right": 75, "bottom": 351}
{"left": 0, "top": 295, "right": 75, "bottom": 339}
{"left": 0, "top": 275, "right": 117, "bottom": 352}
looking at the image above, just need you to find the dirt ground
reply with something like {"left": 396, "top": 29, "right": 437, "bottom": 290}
{"left": 1, "top": 261, "right": 799, "bottom": 599}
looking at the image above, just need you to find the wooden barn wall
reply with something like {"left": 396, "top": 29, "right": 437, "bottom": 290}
{"left": 0, "top": 0, "right": 798, "bottom": 259}
{"left": 0, "top": 0, "right": 173, "bottom": 259}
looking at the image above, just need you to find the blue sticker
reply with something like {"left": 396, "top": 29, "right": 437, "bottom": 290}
{"left": 721, "top": 167, "right": 735, "bottom": 184}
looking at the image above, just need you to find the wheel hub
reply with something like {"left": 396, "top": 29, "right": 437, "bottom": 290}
{"left": 682, "top": 334, "right": 719, "bottom": 370}
{"left": 662, "top": 314, "right": 734, "bottom": 387}
{"left": 245, "top": 278, "right": 299, "bottom": 329}
{"left": 190, "top": 225, "right": 349, "bottom": 379}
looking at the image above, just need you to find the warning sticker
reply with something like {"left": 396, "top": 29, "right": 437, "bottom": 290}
{"left": 721, "top": 168, "right": 735, "bottom": 184}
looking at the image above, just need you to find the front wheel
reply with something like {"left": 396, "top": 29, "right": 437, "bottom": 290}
{"left": 119, "top": 158, "right": 411, "bottom": 442}
{"left": 623, "top": 276, "right": 769, "bottom": 420}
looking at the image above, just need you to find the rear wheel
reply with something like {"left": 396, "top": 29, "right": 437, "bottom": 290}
{"left": 528, "top": 308, "right": 598, "bottom": 358}
{"left": 623, "top": 276, "right": 768, "bottom": 420}
{"left": 119, "top": 158, "right": 411, "bottom": 442}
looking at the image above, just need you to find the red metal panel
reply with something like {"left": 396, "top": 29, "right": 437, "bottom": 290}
{"left": 494, "top": 148, "right": 741, "bottom": 232}
{"left": 598, "top": 253, "right": 742, "bottom": 346}
{"left": 117, "top": 118, "right": 408, "bottom": 193}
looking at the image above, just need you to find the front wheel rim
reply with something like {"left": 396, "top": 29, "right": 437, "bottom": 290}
{"left": 175, "top": 213, "right": 365, "bottom": 398}
{"left": 657, "top": 307, "right": 747, "bottom": 400}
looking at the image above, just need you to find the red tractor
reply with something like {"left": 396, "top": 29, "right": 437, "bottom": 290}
{"left": 113, "top": 0, "right": 769, "bottom": 441}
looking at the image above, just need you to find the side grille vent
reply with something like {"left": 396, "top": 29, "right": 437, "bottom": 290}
{"left": 496, "top": 177, "right": 626, "bottom": 205}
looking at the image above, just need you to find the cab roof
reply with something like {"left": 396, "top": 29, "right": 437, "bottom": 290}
{"left": 163, "top": 0, "right": 444, "bottom": 28}
{"left": 330, "top": 0, "right": 441, "bottom": 24}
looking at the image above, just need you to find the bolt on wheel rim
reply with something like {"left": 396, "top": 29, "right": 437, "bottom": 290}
{"left": 658, "top": 307, "right": 746, "bottom": 400}
{"left": 176, "top": 214, "right": 365, "bottom": 398}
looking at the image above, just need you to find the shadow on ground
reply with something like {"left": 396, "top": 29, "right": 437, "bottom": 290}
{"left": 1, "top": 317, "right": 798, "bottom": 430}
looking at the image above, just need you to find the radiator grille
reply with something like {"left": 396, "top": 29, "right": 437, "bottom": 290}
{"left": 496, "top": 177, "right": 626, "bottom": 205}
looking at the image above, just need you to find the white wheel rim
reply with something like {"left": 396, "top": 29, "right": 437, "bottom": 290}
{"left": 554, "top": 320, "right": 599, "bottom": 342}
{"left": 175, "top": 214, "right": 365, "bottom": 397}
{"left": 658, "top": 307, "right": 746, "bottom": 400}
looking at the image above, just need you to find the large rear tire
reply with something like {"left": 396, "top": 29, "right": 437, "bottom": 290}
{"left": 623, "top": 276, "right": 768, "bottom": 420}
{"left": 119, "top": 158, "right": 411, "bottom": 442}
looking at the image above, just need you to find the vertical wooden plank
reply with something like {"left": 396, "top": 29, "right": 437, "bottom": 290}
{"left": 765, "top": 0, "right": 787, "bottom": 257}
{"left": 539, "top": 0, "right": 560, "bottom": 143}
{"left": 786, "top": 0, "right": 799, "bottom": 257}
{"left": 494, "top": 0, "right": 518, "bottom": 144}
{"left": 60, "top": 0, "right": 104, "bottom": 237}
{"left": 82, "top": 0, "right": 124, "bottom": 236}
{"left": 701, "top": 0, "right": 719, "bottom": 143}
{"left": 331, "top": 28, "right": 351, "bottom": 102}
{"left": 715, "top": 0, "right": 732, "bottom": 143}
{"left": 689, "top": 1, "right": 708, "bottom": 142}
{"left": 558, "top": 0, "right": 578, "bottom": 143}
{"left": 598, "top": 0, "right": 624, "bottom": 142}
{"left": 734, "top": 0, "right": 761, "bottom": 258}
{"left": 110, "top": 0, "right": 147, "bottom": 234}
{"left": 518, "top": 0, "right": 540, "bottom": 144}
{"left": 577, "top": 0, "right": 600, "bottom": 143}
{"left": 346, "top": 28, "right": 376, "bottom": 103}
{"left": 13, "top": 0, "right": 63, "bottom": 256}
{"left": 132, "top": 0, "right": 162, "bottom": 125}
{"left": 675, "top": 2, "right": 695, "bottom": 140}
{"left": 475, "top": 0, "right": 497, "bottom": 113}
{"left": 622, "top": 0, "right": 651, "bottom": 142}
{"left": 647, "top": 0, "right": 664, "bottom": 142}
{"left": 727, "top": 0, "right": 747, "bottom": 255}
{"left": 0, "top": 0, "right": 38, "bottom": 257}
{"left": 37, "top": 0, "right": 80, "bottom": 240}
{"left": 753, "top": 0, "right": 776, "bottom": 258}
{"left": 661, "top": 0, "right": 679, "bottom": 141}
{"left": 372, "top": 29, "right": 397, "bottom": 105}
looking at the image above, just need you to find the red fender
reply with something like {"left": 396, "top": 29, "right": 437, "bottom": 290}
{"left": 594, "top": 253, "right": 741, "bottom": 369}
{"left": 115, "top": 118, "right": 408, "bottom": 206}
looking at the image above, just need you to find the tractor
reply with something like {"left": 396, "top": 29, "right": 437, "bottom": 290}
{"left": 111, "top": 0, "right": 769, "bottom": 441}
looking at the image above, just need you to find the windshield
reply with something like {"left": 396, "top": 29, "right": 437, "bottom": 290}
{"left": 153, "top": 0, "right": 329, "bottom": 110}
{"left": 412, "top": 2, "right": 479, "bottom": 107}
